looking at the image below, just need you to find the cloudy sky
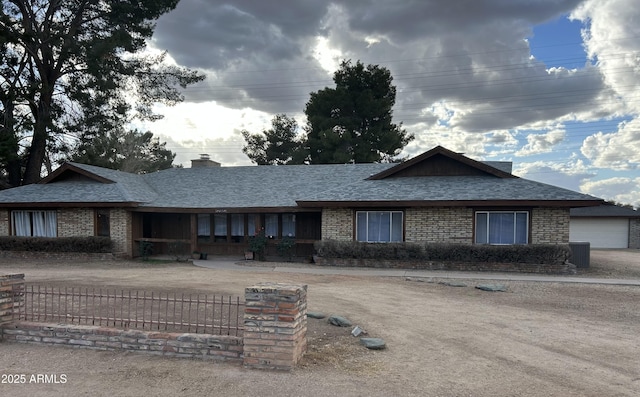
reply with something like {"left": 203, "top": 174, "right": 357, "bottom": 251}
{"left": 142, "top": 0, "right": 640, "bottom": 208}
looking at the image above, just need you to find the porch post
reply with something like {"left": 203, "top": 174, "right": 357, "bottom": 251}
{"left": 190, "top": 214, "right": 197, "bottom": 254}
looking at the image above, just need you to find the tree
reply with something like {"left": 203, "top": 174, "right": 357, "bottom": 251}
{"left": 70, "top": 129, "right": 176, "bottom": 174}
{"left": 303, "top": 60, "right": 413, "bottom": 164}
{"left": 0, "top": 0, "right": 203, "bottom": 186}
{"left": 241, "top": 114, "right": 304, "bottom": 165}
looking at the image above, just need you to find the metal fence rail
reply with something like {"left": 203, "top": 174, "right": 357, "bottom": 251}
{"left": 15, "top": 284, "right": 244, "bottom": 336}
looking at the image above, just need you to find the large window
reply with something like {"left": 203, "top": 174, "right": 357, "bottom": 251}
{"left": 475, "top": 211, "right": 528, "bottom": 245}
{"left": 11, "top": 210, "right": 57, "bottom": 237}
{"left": 356, "top": 211, "right": 403, "bottom": 242}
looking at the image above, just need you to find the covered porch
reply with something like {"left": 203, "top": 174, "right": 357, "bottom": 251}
{"left": 132, "top": 209, "right": 321, "bottom": 260}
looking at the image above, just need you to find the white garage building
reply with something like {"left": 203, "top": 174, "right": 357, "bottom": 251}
{"left": 570, "top": 205, "right": 640, "bottom": 249}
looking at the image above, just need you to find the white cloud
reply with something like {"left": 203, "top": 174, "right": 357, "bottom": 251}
{"left": 515, "top": 128, "right": 566, "bottom": 156}
{"left": 580, "top": 177, "right": 640, "bottom": 207}
{"left": 513, "top": 158, "right": 595, "bottom": 191}
{"left": 580, "top": 118, "right": 640, "bottom": 170}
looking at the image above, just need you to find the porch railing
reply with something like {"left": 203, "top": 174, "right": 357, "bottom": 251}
{"left": 14, "top": 284, "right": 244, "bottom": 336}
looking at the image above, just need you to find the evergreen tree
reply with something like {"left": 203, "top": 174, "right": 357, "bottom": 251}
{"left": 241, "top": 114, "right": 304, "bottom": 165}
{"left": 303, "top": 60, "right": 413, "bottom": 163}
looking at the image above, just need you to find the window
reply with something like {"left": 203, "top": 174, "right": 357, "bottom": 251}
{"left": 96, "top": 209, "right": 110, "bottom": 237}
{"left": 11, "top": 210, "right": 57, "bottom": 237}
{"left": 282, "top": 214, "right": 296, "bottom": 237}
{"left": 248, "top": 214, "right": 259, "bottom": 236}
{"left": 231, "top": 214, "right": 244, "bottom": 242}
{"left": 356, "top": 211, "right": 403, "bottom": 242}
{"left": 197, "top": 214, "right": 210, "bottom": 238}
{"left": 265, "top": 214, "right": 278, "bottom": 238}
{"left": 475, "top": 211, "right": 528, "bottom": 245}
{"left": 213, "top": 214, "right": 227, "bottom": 242}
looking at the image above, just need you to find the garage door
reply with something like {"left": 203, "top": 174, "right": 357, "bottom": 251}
{"left": 570, "top": 218, "right": 629, "bottom": 248}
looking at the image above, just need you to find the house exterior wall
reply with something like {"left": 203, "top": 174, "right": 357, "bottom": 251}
{"left": 322, "top": 206, "right": 570, "bottom": 245}
{"left": 405, "top": 207, "right": 473, "bottom": 244}
{"left": 321, "top": 208, "right": 353, "bottom": 241}
{"left": 0, "top": 210, "right": 8, "bottom": 236}
{"left": 630, "top": 219, "right": 640, "bottom": 249}
{"left": 58, "top": 208, "right": 94, "bottom": 237}
{"left": 111, "top": 209, "right": 132, "bottom": 257}
{"left": 531, "top": 208, "right": 569, "bottom": 244}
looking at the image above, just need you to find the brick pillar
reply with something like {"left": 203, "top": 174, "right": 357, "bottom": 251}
{"left": 0, "top": 274, "right": 25, "bottom": 328}
{"left": 243, "top": 283, "right": 307, "bottom": 370}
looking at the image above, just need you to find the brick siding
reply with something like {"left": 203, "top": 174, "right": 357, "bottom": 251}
{"left": 530, "top": 208, "right": 569, "bottom": 244}
{"left": 321, "top": 208, "right": 353, "bottom": 241}
{"left": 630, "top": 219, "right": 640, "bottom": 249}
{"left": 0, "top": 210, "right": 8, "bottom": 236}
{"left": 57, "top": 208, "right": 94, "bottom": 237}
{"left": 405, "top": 207, "right": 473, "bottom": 244}
{"left": 110, "top": 209, "right": 132, "bottom": 257}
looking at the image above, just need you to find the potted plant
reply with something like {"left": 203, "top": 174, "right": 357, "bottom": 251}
{"left": 191, "top": 251, "right": 200, "bottom": 260}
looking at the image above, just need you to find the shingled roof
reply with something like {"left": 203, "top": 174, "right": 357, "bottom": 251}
{"left": 0, "top": 147, "right": 603, "bottom": 209}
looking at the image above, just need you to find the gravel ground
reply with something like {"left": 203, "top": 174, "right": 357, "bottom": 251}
{"left": 0, "top": 249, "right": 639, "bottom": 397}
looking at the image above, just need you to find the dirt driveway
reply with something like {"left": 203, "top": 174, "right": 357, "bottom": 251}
{"left": 1, "top": 249, "right": 639, "bottom": 397}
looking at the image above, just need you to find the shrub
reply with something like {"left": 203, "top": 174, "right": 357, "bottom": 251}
{"left": 276, "top": 237, "right": 295, "bottom": 261}
{"left": 314, "top": 240, "right": 570, "bottom": 265}
{"left": 0, "top": 236, "right": 113, "bottom": 253}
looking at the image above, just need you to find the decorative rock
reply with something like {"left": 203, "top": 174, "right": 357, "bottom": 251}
{"left": 475, "top": 284, "right": 508, "bottom": 292}
{"left": 360, "top": 338, "right": 386, "bottom": 350}
{"left": 328, "top": 315, "right": 352, "bottom": 327}
{"left": 307, "top": 311, "right": 326, "bottom": 319}
{"left": 439, "top": 281, "right": 467, "bottom": 287}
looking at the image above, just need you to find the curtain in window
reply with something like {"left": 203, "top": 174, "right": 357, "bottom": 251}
{"left": 12, "top": 211, "right": 31, "bottom": 236}
{"left": 265, "top": 214, "right": 278, "bottom": 238}
{"left": 214, "top": 214, "right": 227, "bottom": 237}
{"left": 231, "top": 214, "right": 244, "bottom": 236}
{"left": 356, "top": 211, "right": 402, "bottom": 242}
{"left": 11, "top": 210, "right": 56, "bottom": 237}
{"left": 489, "top": 213, "right": 514, "bottom": 244}
{"left": 282, "top": 214, "right": 296, "bottom": 237}
{"left": 476, "top": 212, "right": 528, "bottom": 245}
{"left": 197, "top": 214, "right": 210, "bottom": 237}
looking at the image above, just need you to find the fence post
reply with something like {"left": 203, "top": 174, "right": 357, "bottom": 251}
{"left": 0, "top": 274, "right": 25, "bottom": 334}
{"left": 243, "top": 282, "right": 307, "bottom": 370}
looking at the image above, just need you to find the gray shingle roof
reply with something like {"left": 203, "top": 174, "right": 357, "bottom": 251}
{"left": 296, "top": 175, "right": 600, "bottom": 203}
{"left": 570, "top": 205, "right": 640, "bottom": 217}
{"left": 0, "top": 158, "right": 602, "bottom": 208}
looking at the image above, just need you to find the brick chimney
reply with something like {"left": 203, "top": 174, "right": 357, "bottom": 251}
{"left": 191, "top": 154, "right": 220, "bottom": 168}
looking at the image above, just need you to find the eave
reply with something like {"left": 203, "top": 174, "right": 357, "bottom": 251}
{"left": 295, "top": 199, "right": 604, "bottom": 208}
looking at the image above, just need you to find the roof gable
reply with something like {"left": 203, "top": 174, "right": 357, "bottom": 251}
{"left": 39, "top": 163, "right": 115, "bottom": 184}
{"left": 367, "top": 146, "right": 515, "bottom": 180}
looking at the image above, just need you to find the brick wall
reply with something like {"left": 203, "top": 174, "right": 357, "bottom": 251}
{"left": 110, "top": 209, "right": 132, "bottom": 256}
{"left": 531, "top": 208, "right": 569, "bottom": 244}
{"left": 0, "top": 210, "right": 8, "bottom": 236}
{"left": 57, "top": 208, "right": 94, "bottom": 237}
{"left": 405, "top": 207, "right": 473, "bottom": 244}
{"left": 1, "top": 322, "right": 243, "bottom": 363}
{"left": 321, "top": 208, "right": 353, "bottom": 241}
{"left": 630, "top": 219, "right": 640, "bottom": 249}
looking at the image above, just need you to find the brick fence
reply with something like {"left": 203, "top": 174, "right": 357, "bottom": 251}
{"left": 0, "top": 275, "right": 308, "bottom": 371}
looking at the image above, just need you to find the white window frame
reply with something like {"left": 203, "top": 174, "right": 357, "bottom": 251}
{"left": 356, "top": 211, "right": 403, "bottom": 243}
{"left": 475, "top": 211, "right": 529, "bottom": 245}
{"left": 11, "top": 210, "right": 57, "bottom": 237}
